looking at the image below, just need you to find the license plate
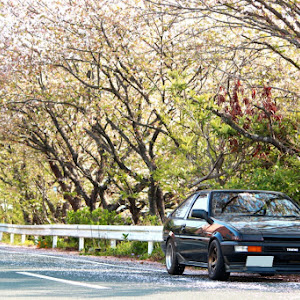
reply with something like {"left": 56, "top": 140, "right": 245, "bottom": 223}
{"left": 246, "top": 256, "right": 274, "bottom": 267}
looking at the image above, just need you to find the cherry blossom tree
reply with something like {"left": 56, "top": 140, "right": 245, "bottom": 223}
{"left": 0, "top": 0, "right": 298, "bottom": 223}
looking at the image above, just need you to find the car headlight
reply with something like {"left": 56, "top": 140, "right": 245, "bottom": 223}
{"left": 234, "top": 245, "right": 262, "bottom": 252}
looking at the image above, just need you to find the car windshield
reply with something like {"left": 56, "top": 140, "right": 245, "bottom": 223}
{"left": 212, "top": 191, "right": 300, "bottom": 218}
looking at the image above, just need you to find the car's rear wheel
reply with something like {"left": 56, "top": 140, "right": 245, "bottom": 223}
{"left": 208, "top": 240, "right": 230, "bottom": 281}
{"left": 165, "top": 239, "right": 185, "bottom": 275}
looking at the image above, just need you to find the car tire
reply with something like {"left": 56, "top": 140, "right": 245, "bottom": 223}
{"left": 208, "top": 240, "right": 230, "bottom": 281}
{"left": 165, "top": 239, "right": 185, "bottom": 275}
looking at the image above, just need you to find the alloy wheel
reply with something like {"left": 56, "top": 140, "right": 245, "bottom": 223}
{"left": 166, "top": 242, "right": 174, "bottom": 270}
{"left": 209, "top": 246, "right": 218, "bottom": 273}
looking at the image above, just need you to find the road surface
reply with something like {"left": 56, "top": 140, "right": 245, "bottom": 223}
{"left": 1, "top": 243, "right": 300, "bottom": 299}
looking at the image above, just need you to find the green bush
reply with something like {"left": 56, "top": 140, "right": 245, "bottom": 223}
{"left": 37, "top": 236, "right": 52, "bottom": 248}
{"left": 66, "top": 207, "right": 127, "bottom": 225}
{"left": 86, "top": 240, "right": 164, "bottom": 261}
{"left": 223, "top": 156, "right": 300, "bottom": 203}
{"left": 52, "top": 208, "right": 163, "bottom": 260}
{"left": 64, "top": 207, "right": 131, "bottom": 251}
{"left": 1, "top": 232, "right": 10, "bottom": 243}
{"left": 57, "top": 237, "right": 80, "bottom": 250}
{"left": 140, "top": 215, "right": 162, "bottom": 226}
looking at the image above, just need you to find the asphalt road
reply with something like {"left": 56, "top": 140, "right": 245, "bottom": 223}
{"left": 1, "top": 243, "right": 300, "bottom": 300}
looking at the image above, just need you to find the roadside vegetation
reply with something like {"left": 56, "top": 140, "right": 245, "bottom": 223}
{"left": 0, "top": 208, "right": 164, "bottom": 260}
{"left": 0, "top": 0, "right": 299, "bottom": 238}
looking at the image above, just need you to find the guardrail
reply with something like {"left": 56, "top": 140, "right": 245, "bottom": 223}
{"left": 0, "top": 223, "right": 164, "bottom": 254}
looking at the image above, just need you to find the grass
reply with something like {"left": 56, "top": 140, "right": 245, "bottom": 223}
{"left": 81, "top": 240, "right": 164, "bottom": 262}
{"left": 0, "top": 232, "right": 35, "bottom": 246}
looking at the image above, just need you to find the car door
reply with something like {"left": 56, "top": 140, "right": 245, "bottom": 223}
{"left": 170, "top": 194, "right": 199, "bottom": 255}
{"left": 177, "top": 193, "right": 210, "bottom": 263}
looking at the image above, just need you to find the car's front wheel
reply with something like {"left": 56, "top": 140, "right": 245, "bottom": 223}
{"left": 208, "top": 240, "right": 230, "bottom": 281}
{"left": 165, "top": 239, "right": 185, "bottom": 275}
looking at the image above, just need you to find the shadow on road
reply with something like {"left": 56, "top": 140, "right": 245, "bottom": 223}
{"left": 181, "top": 272, "right": 300, "bottom": 283}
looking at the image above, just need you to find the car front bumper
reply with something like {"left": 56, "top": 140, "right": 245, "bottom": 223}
{"left": 221, "top": 241, "right": 300, "bottom": 274}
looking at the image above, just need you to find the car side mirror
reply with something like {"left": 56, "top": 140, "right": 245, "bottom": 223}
{"left": 191, "top": 209, "right": 214, "bottom": 224}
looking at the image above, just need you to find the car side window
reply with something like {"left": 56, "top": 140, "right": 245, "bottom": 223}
{"left": 172, "top": 195, "right": 197, "bottom": 219}
{"left": 188, "top": 194, "right": 208, "bottom": 219}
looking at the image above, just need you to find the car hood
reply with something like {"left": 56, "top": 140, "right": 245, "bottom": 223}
{"left": 223, "top": 216, "right": 300, "bottom": 236}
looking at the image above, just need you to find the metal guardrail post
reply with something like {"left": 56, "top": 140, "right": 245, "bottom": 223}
{"left": 0, "top": 232, "right": 2, "bottom": 241}
{"left": 148, "top": 241, "right": 154, "bottom": 255}
{"left": 21, "top": 234, "right": 26, "bottom": 244}
{"left": 52, "top": 236, "right": 58, "bottom": 248}
{"left": 110, "top": 240, "right": 116, "bottom": 248}
{"left": 79, "top": 237, "right": 84, "bottom": 251}
{"left": 10, "top": 233, "right": 14, "bottom": 244}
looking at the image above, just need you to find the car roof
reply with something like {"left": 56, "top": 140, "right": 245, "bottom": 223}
{"left": 195, "top": 189, "right": 286, "bottom": 195}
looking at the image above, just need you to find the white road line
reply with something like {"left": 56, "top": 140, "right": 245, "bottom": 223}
{"left": 17, "top": 271, "right": 110, "bottom": 290}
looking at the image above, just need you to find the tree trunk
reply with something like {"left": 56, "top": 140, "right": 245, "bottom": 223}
{"left": 99, "top": 188, "right": 108, "bottom": 209}
{"left": 148, "top": 178, "right": 165, "bottom": 222}
{"left": 155, "top": 185, "right": 165, "bottom": 222}
{"left": 21, "top": 209, "right": 31, "bottom": 225}
{"left": 89, "top": 186, "right": 98, "bottom": 212}
{"left": 48, "top": 160, "right": 81, "bottom": 211}
{"left": 148, "top": 179, "right": 158, "bottom": 216}
{"left": 62, "top": 202, "right": 70, "bottom": 223}
{"left": 128, "top": 196, "right": 140, "bottom": 224}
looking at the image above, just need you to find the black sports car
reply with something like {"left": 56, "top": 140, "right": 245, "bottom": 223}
{"left": 162, "top": 190, "right": 300, "bottom": 280}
